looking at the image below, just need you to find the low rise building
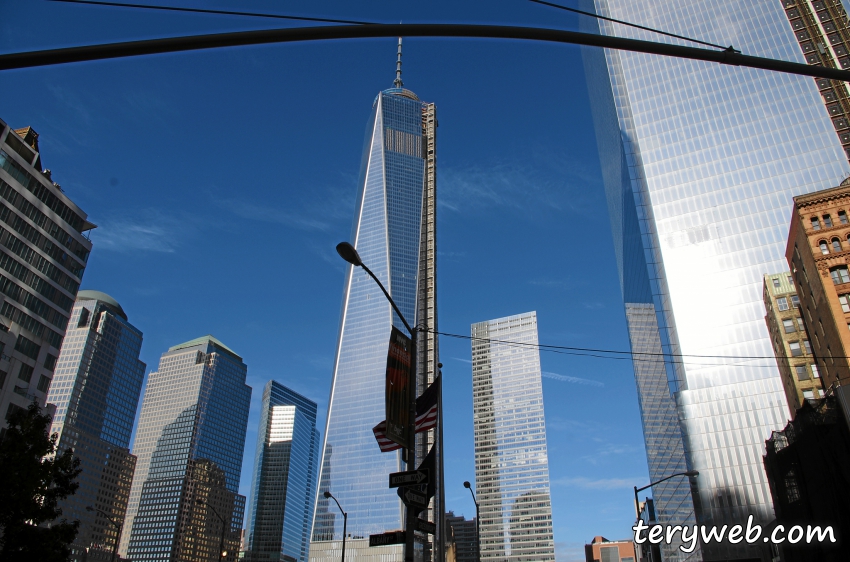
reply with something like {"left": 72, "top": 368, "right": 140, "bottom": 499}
{"left": 584, "top": 536, "right": 636, "bottom": 562}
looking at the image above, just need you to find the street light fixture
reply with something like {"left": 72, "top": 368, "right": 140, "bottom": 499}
{"left": 323, "top": 491, "right": 347, "bottom": 562}
{"left": 85, "top": 506, "right": 122, "bottom": 562}
{"left": 335, "top": 241, "right": 418, "bottom": 562}
{"left": 633, "top": 470, "right": 699, "bottom": 518}
{"left": 463, "top": 481, "right": 481, "bottom": 562}
{"left": 196, "top": 498, "right": 228, "bottom": 562}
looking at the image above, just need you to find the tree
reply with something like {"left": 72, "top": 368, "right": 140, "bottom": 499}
{"left": 0, "top": 402, "right": 81, "bottom": 562}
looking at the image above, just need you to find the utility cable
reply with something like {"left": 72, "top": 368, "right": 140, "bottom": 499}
{"left": 47, "top": 0, "right": 374, "bottom": 25}
{"left": 528, "top": 0, "right": 739, "bottom": 53}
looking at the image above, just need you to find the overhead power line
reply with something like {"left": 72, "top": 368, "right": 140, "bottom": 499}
{"left": 47, "top": 0, "right": 373, "bottom": 25}
{"left": 2, "top": 24, "right": 848, "bottom": 82}
{"left": 529, "top": 0, "right": 739, "bottom": 53}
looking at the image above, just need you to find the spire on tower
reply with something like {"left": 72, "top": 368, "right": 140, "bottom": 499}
{"left": 393, "top": 37, "right": 403, "bottom": 88}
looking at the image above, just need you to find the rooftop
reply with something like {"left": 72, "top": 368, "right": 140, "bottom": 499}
{"left": 76, "top": 289, "right": 127, "bottom": 321}
{"left": 169, "top": 335, "right": 242, "bottom": 360}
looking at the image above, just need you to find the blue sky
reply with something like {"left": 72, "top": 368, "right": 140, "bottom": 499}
{"left": 1, "top": 2, "right": 649, "bottom": 560}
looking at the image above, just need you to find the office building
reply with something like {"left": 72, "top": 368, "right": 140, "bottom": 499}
{"left": 245, "top": 381, "right": 320, "bottom": 562}
{"left": 46, "top": 291, "right": 145, "bottom": 561}
{"left": 309, "top": 42, "right": 441, "bottom": 561}
{"left": 122, "top": 336, "right": 252, "bottom": 561}
{"left": 763, "top": 387, "right": 850, "bottom": 562}
{"left": 0, "top": 120, "right": 95, "bottom": 425}
{"left": 585, "top": 536, "right": 636, "bottom": 562}
{"left": 445, "top": 511, "right": 477, "bottom": 562}
{"left": 763, "top": 273, "right": 823, "bottom": 414}
{"left": 470, "top": 312, "right": 555, "bottom": 561}
{"left": 781, "top": 0, "right": 850, "bottom": 162}
{"left": 787, "top": 181, "right": 850, "bottom": 390}
{"left": 581, "top": 1, "right": 850, "bottom": 558}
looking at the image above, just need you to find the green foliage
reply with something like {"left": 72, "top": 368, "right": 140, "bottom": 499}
{"left": 0, "top": 402, "right": 81, "bottom": 561}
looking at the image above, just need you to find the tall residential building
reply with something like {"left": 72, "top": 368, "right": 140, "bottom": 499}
{"left": 581, "top": 1, "right": 850, "bottom": 558}
{"left": 762, "top": 273, "right": 823, "bottom": 415}
{"left": 781, "top": 0, "right": 850, "bottom": 162}
{"left": 445, "top": 511, "right": 478, "bottom": 562}
{"left": 0, "top": 119, "right": 94, "bottom": 425}
{"left": 470, "top": 312, "right": 555, "bottom": 561}
{"left": 245, "top": 381, "right": 320, "bottom": 562}
{"left": 787, "top": 181, "right": 850, "bottom": 390}
{"left": 121, "top": 336, "right": 252, "bottom": 561}
{"left": 309, "top": 42, "right": 441, "bottom": 561}
{"left": 46, "top": 290, "right": 145, "bottom": 561}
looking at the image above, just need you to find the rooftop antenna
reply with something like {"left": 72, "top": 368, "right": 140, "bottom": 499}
{"left": 393, "top": 36, "right": 403, "bottom": 88}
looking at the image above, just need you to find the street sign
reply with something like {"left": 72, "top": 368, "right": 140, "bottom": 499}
{"left": 401, "top": 488, "right": 428, "bottom": 509}
{"left": 389, "top": 469, "right": 430, "bottom": 488}
{"left": 385, "top": 327, "right": 412, "bottom": 448}
{"left": 416, "top": 520, "right": 436, "bottom": 535}
{"left": 369, "top": 531, "right": 406, "bottom": 547}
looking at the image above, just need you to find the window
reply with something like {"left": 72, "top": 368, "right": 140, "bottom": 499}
{"left": 14, "top": 335, "right": 40, "bottom": 361}
{"left": 803, "top": 390, "right": 814, "bottom": 400}
{"left": 841, "top": 210, "right": 848, "bottom": 224}
{"left": 811, "top": 363, "right": 820, "bottom": 378}
{"left": 43, "top": 354, "right": 56, "bottom": 371}
{"left": 773, "top": 277, "right": 781, "bottom": 288}
{"left": 791, "top": 295, "right": 800, "bottom": 308}
{"left": 36, "top": 375, "right": 50, "bottom": 392}
{"left": 0, "top": 370, "right": 5, "bottom": 388}
{"left": 824, "top": 214, "right": 834, "bottom": 227}
{"left": 783, "top": 319, "right": 796, "bottom": 333}
{"left": 820, "top": 240, "right": 829, "bottom": 254}
{"left": 788, "top": 275, "right": 794, "bottom": 285}
{"left": 795, "top": 365, "right": 810, "bottom": 380}
{"left": 833, "top": 238, "right": 843, "bottom": 252}
{"left": 17, "top": 364, "right": 33, "bottom": 383}
{"left": 812, "top": 216, "right": 821, "bottom": 230}
{"left": 777, "top": 297, "right": 789, "bottom": 311}
{"left": 797, "top": 317, "right": 804, "bottom": 331}
{"left": 77, "top": 307, "right": 90, "bottom": 328}
{"left": 841, "top": 295, "right": 850, "bottom": 313}
{"left": 831, "top": 266, "right": 850, "bottom": 284}
{"left": 804, "top": 340, "right": 812, "bottom": 354}
{"left": 789, "top": 341, "right": 802, "bottom": 357}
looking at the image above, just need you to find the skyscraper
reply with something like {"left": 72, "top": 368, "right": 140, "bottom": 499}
{"left": 122, "top": 336, "right": 252, "bottom": 561}
{"left": 309, "top": 41, "right": 441, "bottom": 561}
{"left": 470, "top": 312, "right": 555, "bottom": 562}
{"left": 581, "top": 0, "right": 850, "bottom": 559}
{"left": 245, "top": 381, "right": 320, "bottom": 562}
{"left": 46, "top": 290, "right": 145, "bottom": 562}
{"left": 0, "top": 119, "right": 95, "bottom": 426}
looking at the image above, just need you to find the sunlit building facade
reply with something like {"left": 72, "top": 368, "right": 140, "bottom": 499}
{"left": 470, "top": 312, "right": 555, "bottom": 562}
{"left": 581, "top": 0, "right": 850, "bottom": 559}
{"left": 47, "top": 291, "right": 145, "bottom": 562}
{"left": 309, "top": 57, "right": 441, "bottom": 561}
{"left": 122, "top": 336, "right": 252, "bottom": 561}
{"left": 0, "top": 120, "right": 94, "bottom": 427}
{"left": 245, "top": 381, "right": 319, "bottom": 562}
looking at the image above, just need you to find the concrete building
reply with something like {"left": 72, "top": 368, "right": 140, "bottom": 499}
{"left": 585, "top": 536, "right": 636, "bottom": 562}
{"left": 763, "top": 273, "right": 824, "bottom": 414}
{"left": 470, "top": 312, "right": 555, "bottom": 561}
{"left": 0, "top": 119, "right": 95, "bottom": 426}
{"left": 781, "top": 0, "right": 850, "bottom": 163}
{"left": 121, "top": 336, "right": 252, "bottom": 561}
{"left": 445, "top": 511, "right": 477, "bottom": 562}
{"left": 787, "top": 179, "right": 850, "bottom": 390}
{"left": 245, "top": 381, "right": 319, "bottom": 562}
{"left": 46, "top": 290, "right": 145, "bottom": 561}
{"left": 580, "top": 0, "right": 850, "bottom": 557}
{"left": 309, "top": 41, "right": 442, "bottom": 562}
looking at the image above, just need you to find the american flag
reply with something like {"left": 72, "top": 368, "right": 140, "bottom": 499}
{"left": 372, "top": 375, "right": 441, "bottom": 452}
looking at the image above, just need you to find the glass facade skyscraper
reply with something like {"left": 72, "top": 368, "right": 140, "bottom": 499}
{"left": 309, "top": 62, "right": 440, "bottom": 561}
{"left": 581, "top": 1, "right": 850, "bottom": 559}
{"left": 47, "top": 290, "right": 145, "bottom": 562}
{"left": 122, "top": 335, "right": 252, "bottom": 561}
{"left": 470, "top": 312, "right": 555, "bottom": 562}
{"left": 245, "top": 380, "right": 320, "bottom": 562}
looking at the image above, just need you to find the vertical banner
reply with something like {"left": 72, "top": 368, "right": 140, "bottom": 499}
{"left": 385, "top": 326, "right": 412, "bottom": 448}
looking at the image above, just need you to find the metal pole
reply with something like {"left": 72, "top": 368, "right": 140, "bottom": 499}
{"left": 342, "top": 510, "right": 347, "bottom": 562}
{"left": 219, "top": 517, "right": 226, "bottom": 562}
{"left": 405, "top": 329, "right": 417, "bottom": 562}
{"left": 85, "top": 506, "right": 121, "bottom": 562}
{"left": 464, "top": 483, "right": 480, "bottom": 562}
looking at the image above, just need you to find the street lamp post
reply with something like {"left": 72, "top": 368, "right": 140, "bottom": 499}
{"left": 85, "top": 506, "right": 122, "bottom": 562}
{"left": 323, "top": 491, "right": 347, "bottom": 562}
{"left": 463, "top": 481, "right": 481, "bottom": 562}
{"left": 196, "top": 499, "right": 228, "bottom": 562}
{"left": 632, "top": 470, "right": 699, "bottom": 519}
{"left": 336, "top": 241, "right": 418, "bottom": 562}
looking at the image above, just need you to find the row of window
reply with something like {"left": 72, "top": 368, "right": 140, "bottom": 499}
{"left": 818, "top": 235, "right": 850, "bottom": 254}
{"left": 776, "top": 295, "right": 800, "bottom": 310}
{"left": 789, "top": 340, "right": 812, "bottom": 357}
{"left": 811, "top": 210, "right": 849, "bottom": 231}
{"left": 794, "top": 363, "right": 820, "bottom": 382}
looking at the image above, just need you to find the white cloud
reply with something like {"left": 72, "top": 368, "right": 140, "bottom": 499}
{"left": 91, "top": 209, "right": 191, "bottom": 253}
{"left": 552, "top": 476, "right": 640, "bottom": 490}
{"left": 542, "top": 371, "right": 604, "bottom": 387}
